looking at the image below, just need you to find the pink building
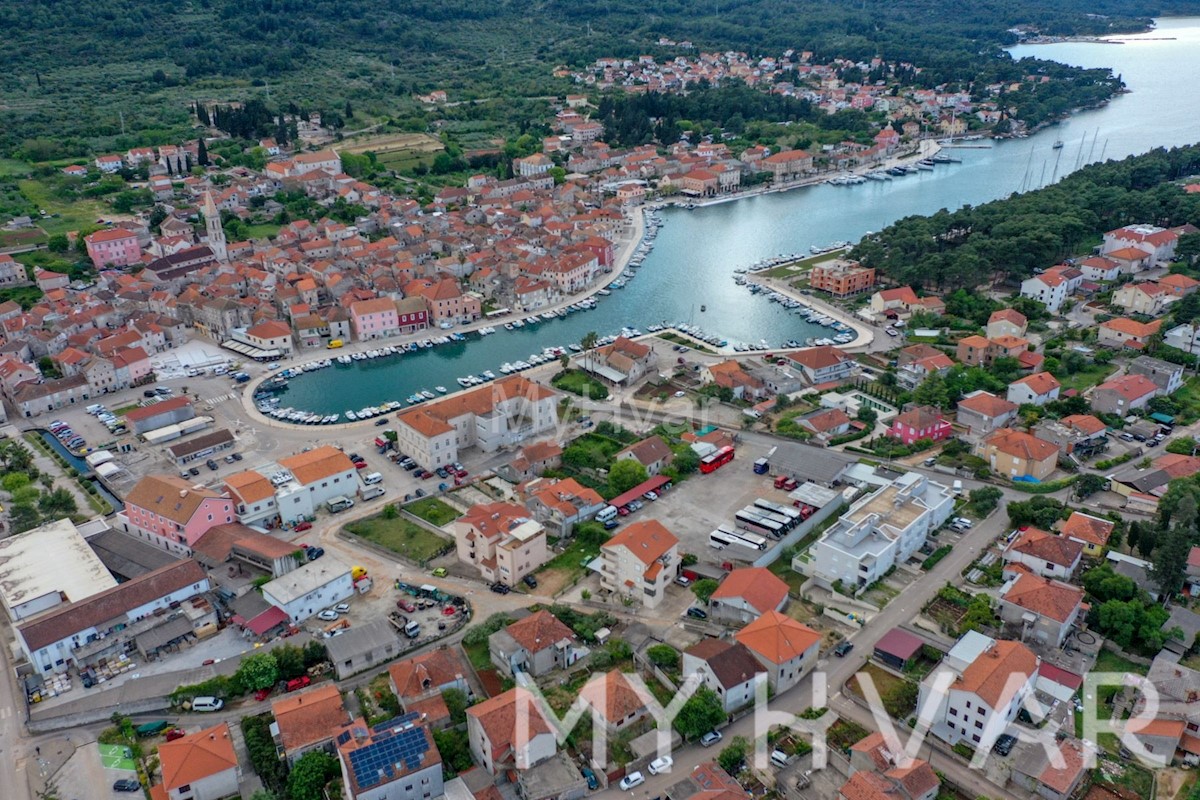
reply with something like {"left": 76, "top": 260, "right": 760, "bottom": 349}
{"left": 85, "top": 228, "right": 142, "bottom": 269}
{"left": 111, "top": 346, "right": 153, "bottom": 386}
{"left": 888, "top": 406, "right": 952, "bottom": 445}
{"left": 350, "top": 297, "right": 400, "bottom": 340}
{"left": 408, "top": 278, "right": 481, "bottom": 326}
{"left": 120, "top": 475, "right": 235, "bottom": 555}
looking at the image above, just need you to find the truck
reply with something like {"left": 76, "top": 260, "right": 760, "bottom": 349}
{"left": 753, "top": 457, "right": 770, "bottom": 475}
{"left": 359, "top": 485, "right": 385, "bottom": 501}
{"left": 326, "top": 495, "right": 355, "bottom": 513}
{"left": 136, "top": 720, "right": 170, "bottom": 737}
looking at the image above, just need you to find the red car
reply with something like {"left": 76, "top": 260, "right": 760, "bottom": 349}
{"left": 254, "top": 688, "right": 271, "bottom": 702}
{"left": 418, "top": 470, "right": 434, "bottom": 479}
{"left": 354, "top": 461, "right": 368, "bottom": 470}
{"left": 286, "top": 676, "right": 311, "bottom": 692}
{"left": 294, "top": 521, "right": 313, "bottom": 533}
{"left": 397, "top": 599, "right": 416, "bottom": 613}
{"left": 618, "top": 506, "right": 631, "bottom": 516}
{"left": 442, "top": 605, "right": 458, "bottom": 616}
{"left": 454, "top": 468, "right": 468, "bottom": 478}
{"left": 164, "top": 728, "right": 186, "bottom": 742}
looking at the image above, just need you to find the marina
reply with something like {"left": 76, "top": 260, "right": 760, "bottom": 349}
{"left": 259, "top": 20, "right": 1200, "bottom": 423}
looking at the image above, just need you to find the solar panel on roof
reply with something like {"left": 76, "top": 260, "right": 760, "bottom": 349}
{"left": 336, "top": 730, "right": 352, "bottom": 745}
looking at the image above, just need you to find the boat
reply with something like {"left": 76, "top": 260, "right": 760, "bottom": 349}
{"left": 1052, "top": 140, "right": 1064, "bottom": 149}
{"left": 435, "top": 386, "right": 448, "bottom": 393}
{"left": 568, "top": 344, "right": 582, "bottom": 352}
{"left": 597, "top": 288, "right": 611, "bottom": 296}
{"left": 345, "top": 410, "right": 357, "bottom": 421}
{"left": 420, "top": 390, "right": 436, "bottom": 400}
{"left": 456, "top": 377, "right": 472, "bottom": 387}
{"left": 866, "top": 171, "right": 890, "bottom": 181}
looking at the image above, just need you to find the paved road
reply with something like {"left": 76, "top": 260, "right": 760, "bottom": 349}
{"left": 592, "top": 495, "right": 1021, "bottom": 800}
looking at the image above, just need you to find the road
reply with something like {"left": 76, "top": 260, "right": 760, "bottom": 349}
{"left": 591, "top": 492, "right": 1022, "bottom": 800}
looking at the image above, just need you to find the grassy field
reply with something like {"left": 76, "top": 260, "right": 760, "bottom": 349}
{"left": 1057, "top": 362, "right": 1117, "bottom": 392}
{"left": 847, "top": 663, "right": 919, "bottom": 719}
{"left": 242, "top": 223, "right": 281, "bottom": 240}
{"left": 551, "top": 369, "right": 610, "bottom": 399}
{"left": 405, "top": 497, "right": 462, "bottom": 527}
{"left": 1168, "top": 375, "right": 1200, "bottom": 425}
{"left": 1093, "top": 648, "right": 1150, "bottom": 677}
{"left": 17, "top": 178, "right": 109, "bottom": 236}
{"left": 345, "top": 513, "right": 452, "bottom": 564}
{"left": 536, "top": 537, "right": 601, "bottom": 594}
{"left": 759, "top": 250, "right": 842, "bottom": 279}
{"left": 342, "top": 132, "right": 445, "bottom": 172}
{"left": 768, "top": 556, "right": 807, "bottom": 595}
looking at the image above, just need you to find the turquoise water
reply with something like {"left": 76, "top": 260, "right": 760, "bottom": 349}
{"left": 275, "top": 19, "right": 1200, "bottom": 418}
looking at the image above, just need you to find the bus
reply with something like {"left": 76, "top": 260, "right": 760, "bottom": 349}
{"left": 709, "top": 528, "right": 765, "bottom": 553}
{"left": 700, "top": 445, "right": 735, "bottom": 474}
{"left": 735, "top": 510, "right": 784, "bottom": 539}
{"left": 754, "top": 498, "right": 802, "bottom": 526}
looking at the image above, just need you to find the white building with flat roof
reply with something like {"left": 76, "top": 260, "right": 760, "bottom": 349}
{"left": 262, "top": 556, "right": 354, "bottom": 623}
{"left": 0, "top": 518, "right": 118, "bottom": 622}
{"left": 810, "top": 471, "right": 954, "bottom": 592}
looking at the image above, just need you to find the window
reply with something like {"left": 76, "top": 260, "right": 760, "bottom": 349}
{"left": 972, "top": 734, "right": 980, "bottom": 743}
{"left": 975, "top": 720, "right": 983, "bottom": 729}
{"left": 949, "top": 708, "right": 958, "bottom": 717}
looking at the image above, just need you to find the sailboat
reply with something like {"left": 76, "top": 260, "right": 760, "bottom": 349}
{"left": 1052, "top": 140, "right": 1064, "bottom": 150}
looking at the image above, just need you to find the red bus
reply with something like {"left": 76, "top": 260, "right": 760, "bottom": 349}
{"left": 700, "top": 446, "right": 735, "bottom": 474}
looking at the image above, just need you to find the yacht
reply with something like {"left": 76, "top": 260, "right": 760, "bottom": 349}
{"left": 435, "top": 386, "right": 448, "bottom": 393}
{"left": 420, "top": 390, "right": 436, "bottom": 400}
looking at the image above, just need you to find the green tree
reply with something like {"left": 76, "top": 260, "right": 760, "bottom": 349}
{"left": 673, "top": 686, "right": 725, "bottom": 740}
{"left": 912, "top": 373, "right": 949, "bottom": 409}
{"left": 37, "top": 487, "right": 78, "bottom": 518}
{"left": 1074, "top": 473, "right": 1108, "bottom": 500}
{"left": 1006, "top": 496, "right": 1066, "bottom": 529}
{"left": 1177, "top": 232, "right": 1200, "bottom": 266}
{"left": 234, "top": 652, "right": 279, "bottom": 692}
{"left": 608, "top": 459, "right": 648, "bottom": 495}
{"left": 9, "top": 502, "right": 40, "bottom": 533}
{"left": 47, "top": 233, "right": 69, "bottom": 253}
{"left": 646, "top": 644, "right": 679, "bottom": 669}
{"left": 671, "top": 449, "right": 700, "bottom": 475}
{"left": 286, "top": 751, "right": 340, "bottom": 800}
{"left": 433, "top": 728, "right": 473, "bottom": 776}
{"left": 717, "top": 736, "right": 749, "bottom": 774}
{"left": 691, "top": 578, "right": 719, "bottom": 604}
{"left": 1152, "top": 494, "right": 1196, "bottom": 598}
{"left": 274, "top": 644, "right": 306, "bottom": 680}
{"left": 2, "top": 471, "right": 31, "bottom": 492}
{"left": 442, "top": 688, "right": 469, "bottom": 725}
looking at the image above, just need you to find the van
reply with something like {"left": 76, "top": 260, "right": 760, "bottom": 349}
{"left": 359, "top": 485, "right": 385, "bottom": 501}
{"left": 326, "top": 496, "right": 355, "bottom": 513}
{"left": 952, "top": 480, "right": 963, "bottom": 496}
{"left": 363, "top": 471, "right": 383, "bottom": 485}
{"left": 191, "top": 696, "right": 224, "bottom": 712}
{"left": 595, "top": 505, "right": 618, "bottom": 524}
{"left": 770, "top": 750, "right": 795, "bottom": 769}
{"left": 404, "top": 620, "right": 421, "bottom": 638}
{"left": 327, "top": 339, "right": 344, "bottom": 349}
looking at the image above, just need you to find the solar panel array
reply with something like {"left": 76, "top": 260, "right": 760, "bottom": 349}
{"left": 348, "top": 717, "right": 431, "bottom": 790}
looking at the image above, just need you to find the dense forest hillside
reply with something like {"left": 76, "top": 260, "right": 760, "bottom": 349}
{"left": 849, "top": 144, "right": 1200, "bottom": 290}
{"left": 2, "top": 0, "right": 1199, "bottom": 155}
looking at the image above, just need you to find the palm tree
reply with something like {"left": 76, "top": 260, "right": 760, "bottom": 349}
{"left": 580, "top": 330, "right": 599, "bottom": 376}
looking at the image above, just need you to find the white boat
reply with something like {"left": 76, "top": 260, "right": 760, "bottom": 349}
{"left": 346, "top": 410, "right": 358, "bottom": 420}
{"left": 457, "top": 377, "right": 472, "bottom": 387}
{"left": 436, "top": 386, "right": 448, "bottom": 393}
{"left": 512, "top": 319, "right": 524, "bottom": 328}
{"left": 421, "top": 390, "right": 436, "bottom": 400}
{"left": 597, "top": 288, "right": 611, "bottom": 296}
{"left": 482, "top": 370, "right": 496, "bottom": 380}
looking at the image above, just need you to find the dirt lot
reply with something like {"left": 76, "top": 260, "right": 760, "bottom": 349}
{"left": 340, "top": 132, "right": 444, "bottom": 169}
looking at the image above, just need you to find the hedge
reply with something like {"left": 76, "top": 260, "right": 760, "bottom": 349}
{"left": 1008, "top": 475, "right": 1079, "bottom": 494}
{"left": 922, "top": 545, "right": 952, "bottom": 570}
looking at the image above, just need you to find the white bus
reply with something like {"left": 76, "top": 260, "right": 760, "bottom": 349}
{"left": 754, "top": 498, "right": 801, "bottom": 527}
{"left": 718, "top": 523, "right": 769, "bottom": 550}
{"left": 709, "top": 529, "right": 764, "bottom": 553}
{"left": 734, "top": 510, "right": 784, "bottom": 539}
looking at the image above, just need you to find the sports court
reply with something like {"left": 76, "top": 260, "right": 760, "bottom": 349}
{"left": 98, "top": 743, "right": 136, "bottom": 771}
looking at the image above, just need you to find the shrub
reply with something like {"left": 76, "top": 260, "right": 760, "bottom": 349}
{"left": 922, "top": 546, "right": 952, "bottom": 570}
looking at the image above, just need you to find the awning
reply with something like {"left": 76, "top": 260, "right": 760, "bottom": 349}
{"left": 245, "top": 605, "right": 289, "bottom": 635}
{"left": 136, "top": 615, "right": 193, "bottom": 653}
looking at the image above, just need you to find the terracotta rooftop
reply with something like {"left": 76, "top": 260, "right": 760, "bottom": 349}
{"left": 602, "top": 519, "right": 679, "bottom": 566}
{"left": 952, "top": 639, "right": 1037, "bottom": 709}
{"left": 1059, "top": 512, "right": 1115, "bottom": 548}
{"left": 271, "top": 684, "right": 348, "bottom": 754}
{"left": 1001, "top": 574, "right": 1083, "bottom": 623}
{"left": 158, "top": 722, "right": 238, "bottom": 791}
{"left": 710, "top": 567, "right": 789, "bottom": 615}
{"left": 735, "top": 609, "right": 820, "bottom": 665}
{"left": 1006, "top": 527, "right": 1083, "bottom": 568}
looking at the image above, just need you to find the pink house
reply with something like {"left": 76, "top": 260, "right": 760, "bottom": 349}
{"left": 888, "top": 405, "right": 952, "bottom": 445}
{"left": 120, "top": 475, "right": 235, "bottom": 555}
{"left": 350, "top": 297, "right": 400, "bottom": 340}
{"left": 84, "top": 228, "right": 142, "bottom": 269}
{"left": 111, "top": 346, "right": 153, "bottom": 386}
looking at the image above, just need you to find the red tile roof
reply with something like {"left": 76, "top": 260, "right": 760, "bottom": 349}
{"left": 735, "top": 610, "right": 819, "bottom": 665}
{"left": 710, "top": 568, "right": 789, "bottom": 614}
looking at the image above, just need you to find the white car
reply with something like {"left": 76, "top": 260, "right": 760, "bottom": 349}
{"left": 953, "top": 517, "right": 973, "bottom": 528}
{"left": 317, "top": 609, "right": 339, "bottom": 622}
{"left": 619, "top": 772, "right": 645, "bottom": 790}
{"left": 674, "top": 391, "right": 686, "bottom": 398}
{"left": 647, "top": 756, "right": 673, "bottom": 775}
{"left": 701, "top": 731, "right": 723, "bottom": 747}
{"left": 334, "top": 603, "right": 351, "bottom": 614}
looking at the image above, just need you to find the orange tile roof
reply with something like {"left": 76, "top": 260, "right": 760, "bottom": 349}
{"left": 1002, "top": 574, "right": 1083, "bottom": 623}
{"left": 1012, "top": 371, "right": 1060, "bottom": 395}
{"left": 735, "top": 609, "right": 820, "bottom": 665}
{"left": 579, "top": 669, "right": 653, "bottom": 723}
{"left": 956, "top": 391, "right": 1017, "bottom": 418}
{"left": 271, "top": 684, "right": 348, "bottom": 753}
{"left": 1100, "top": 317, "right": 1161, "bottom": 338}
{"left": 504, "top": 610, "right": 575, "bottom": 653}
{"left": 388, "top": 648, "right": 468, "bottom": 699}
{"left": 224, "top": 470, "right": 275, "bottom": 504}
{"left": 1131, "top": 718, "right": 1185, "bottom": 738}
{"left": 278, "top": 445, "right": 355, "bottom": 486}
{"left": 710, "top": 567, "right": 789, "bottom": 614}
{"left": 1059, "top": 512, "right": 1115, "bottom": 547}
{"left": 125, "top": 474, "right": 225, "bottom": 524}
{"left": 465, "top": 687, "right": 553, "bottom": 757}
{"left": 158, "top": 722, "right": 239, "bottom": 790}
{"left": 989, "top": 308, "right": 1027, "bottom": 325}
{"left": 1006, "top": 527, "right": 1083, "bottom": 568}
{"left": 1039, "top": 739, "right": 1087, "bottom": 795}
{"left": 1096, "top": 374, "right": 1158, "bottom": 401}
{"left": 984, "top": 429, "right": 1058, "bottom": 463}
{"left": 602, "top": 519, "right": 679, "bottom": 566}
{"left": 1062, "top": 414, "right": 1106, "bottom": 436}
{"left": 953, "top": 640, "right": 1037, "bottom": 709}
{"left": 397, "top": 376, "right": 556, "bottom": 438}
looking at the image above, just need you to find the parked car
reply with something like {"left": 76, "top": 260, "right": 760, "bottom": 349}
{"left": 582, "top": 767, "right": 599, "bottom": 790}
{"left": 188, "top": 467, "right": 201, "bottom": 477}
{"left": 647, "top": 756, "right": 673, "bottom": 775}
{"left": 675, "top": 575, "right": 692, "bottom": 587}
{"left": 834, "top": 641, "right": 854, "bottom": 657}
{"left": 923, "top": 457, "right": 937, "bottom": 467}
{"left": 523, "top": 574, "right": 538, "bottom": 588}
{"left": 701, "top": 731, "right": 724, "bottom": 747}
{"left": 619, "top": 773, "right": 645, "bottom": 791}
{"left": 286, "top": 676, "right": 312, "bottom": 692}
{"left": 435, "top": 467, "right": 449, "bottom": 478}
{"left": 306, "top": 546, "right": 325, "bottom": 561}
{"left": 618, "top": 506, "right": 631, "bottom": 517}
{"left": 431, "top": 567, "right": 448, "bottom": 577}
{"left": 334, "top": 603, "right": 350, "bottom": 614}
{"left": 206, "top": 459, "right": 219, "bottom": 470}
{"left": 490, "top": 583, "right": 511, "bottom": 594}
{"left": 317, "top": 610, "right": 339, "bottom": 622}
{"left": 993, "top": 734, "right": 1017, "bottom": 756}
{"left": 232, "top": 453, "right": 243, "bottom": 461}
{"left": 644, "top": 491, "right": 659, "bottom": 501}
{"left": 294, "top": 521, "right": 313, "bottom": 533}
{"left": 397, "top": 600, "right": 416, "bottom": 613}
{"left": 686, "top": 607, "right": 708, "bottom": 620}
{"left": 113, "top": 779, "right": 141, "bottom": 792}
{"left": 254, "top": 688, "right": 272, "bottom": 702}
